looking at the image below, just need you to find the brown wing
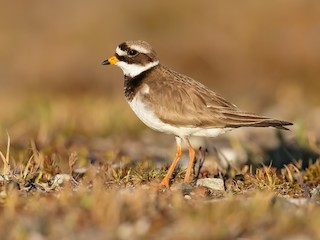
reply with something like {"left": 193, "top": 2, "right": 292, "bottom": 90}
{"left": 143, "top": 65, "right": 292, "bottom": 130}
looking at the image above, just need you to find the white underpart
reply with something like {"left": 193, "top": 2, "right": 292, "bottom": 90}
{"left": 130, "top": 45, "right": 150, "bottom": 54}
{"left": 116, "top": 47, "right": 127, "bottom": 56}
{"left": 115, "top": 60, "right": 159, "bottom": 78}
{"left": 128, "top": 87, "right": 232, "bottom": 139}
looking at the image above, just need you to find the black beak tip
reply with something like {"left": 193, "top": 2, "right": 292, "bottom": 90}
{"left": 102, "top": 60, "right": 110, "bottom": 65}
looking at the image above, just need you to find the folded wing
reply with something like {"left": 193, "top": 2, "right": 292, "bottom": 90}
{"left": 144, "top": 66, "right": 293, "bottom": 130}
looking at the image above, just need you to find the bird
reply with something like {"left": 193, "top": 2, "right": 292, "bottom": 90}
{"left": 102, "top": 40, "right": 293, "bottom": 189}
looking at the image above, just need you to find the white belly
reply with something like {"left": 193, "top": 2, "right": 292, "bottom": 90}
{"left": 127, "top": 93, "right": 231, "bottom": 138}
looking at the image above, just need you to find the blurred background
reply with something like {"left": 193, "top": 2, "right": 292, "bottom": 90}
{"left": 0, "top": 0, "right": 319, "bottom": 164}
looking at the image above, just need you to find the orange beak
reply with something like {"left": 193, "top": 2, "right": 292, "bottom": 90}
{"left": 102, "top": 55, "right": 119, "bottom": 65}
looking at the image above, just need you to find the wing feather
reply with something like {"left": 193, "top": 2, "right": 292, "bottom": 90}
{"left": 142, "top": 65, "right": 292, "bottom": 130}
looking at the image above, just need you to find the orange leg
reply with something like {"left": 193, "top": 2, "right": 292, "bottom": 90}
{"left": 158, "top": 137, "right": 182, "bottom": 189}
{"left": 184, "top": 143, "right": 195, "bottom": 183}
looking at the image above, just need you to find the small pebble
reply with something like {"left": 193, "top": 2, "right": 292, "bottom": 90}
{"left": 50, "top": 174, "right": 72, "bottom": 186}
{"left": 184, "top": 195, "right": 192, "bottom": 200}
{"left": 196, "top": 178, "right": 225, "bottom": 191}
{"left": 311, "top": 185, "right": 320, "bottom": 201}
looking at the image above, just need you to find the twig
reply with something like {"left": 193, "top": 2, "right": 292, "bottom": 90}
{"left": 0, "top": 132, "right": 11, "bottom": 176}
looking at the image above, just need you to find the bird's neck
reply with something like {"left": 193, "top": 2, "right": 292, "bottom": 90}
{"left": 124, "top": 65, "right": 157, "bottom": 101}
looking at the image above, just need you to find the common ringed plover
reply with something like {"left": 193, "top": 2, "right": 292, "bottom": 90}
{"left": 102, "top": 40, "right": 293, "bottom": 189}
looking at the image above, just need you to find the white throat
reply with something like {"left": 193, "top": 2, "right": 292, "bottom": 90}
{"left": 115, "top": 61, "right": 159, "bottom": 78}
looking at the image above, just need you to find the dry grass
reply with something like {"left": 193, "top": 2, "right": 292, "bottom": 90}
{"left": 0, "top": 161, "right": 320, "bottom": 239}
{"left": 0, "top": 107, "right": 319, "bottom": 239}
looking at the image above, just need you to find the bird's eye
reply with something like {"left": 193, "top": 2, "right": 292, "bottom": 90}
{"left": 128, "top": 49, "right": 137, "bottom": 56}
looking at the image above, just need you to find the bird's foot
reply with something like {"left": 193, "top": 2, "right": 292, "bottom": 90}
{"left": 158, "top": 179, "right": 170, "bottom": 191}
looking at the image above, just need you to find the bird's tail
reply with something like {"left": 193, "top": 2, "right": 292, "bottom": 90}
{"left": 223, "top": 112, "right": 293, "bottom": 130}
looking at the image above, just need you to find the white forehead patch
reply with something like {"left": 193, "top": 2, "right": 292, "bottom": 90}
{"left": 115, "top": 60, "right": 159, "bottom": 78}
{"left": 116, "top": 46, "right": 127, "bottom": 56}
{"left": 130, "top": 45, "right": 150, "bottom": 54}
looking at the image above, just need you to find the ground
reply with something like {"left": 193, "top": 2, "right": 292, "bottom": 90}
{"left": 0, "top": 94, "right": 319, "bottom": 240}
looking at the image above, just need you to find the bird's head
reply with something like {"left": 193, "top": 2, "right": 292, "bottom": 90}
{"left": 102, "top": 40, "right": 159, "bottom": 78}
